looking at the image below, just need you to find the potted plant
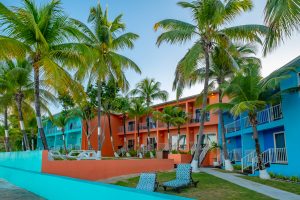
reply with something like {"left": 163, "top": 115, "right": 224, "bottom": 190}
{"left": 210, "top": 142, "right": 221, "bottom": 167}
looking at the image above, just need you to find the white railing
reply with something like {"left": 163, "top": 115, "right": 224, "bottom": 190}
{"left": 199, "top": 144, "right": 210, "bottom": 165}
{"left": 225, "top": 104, "right": 283, "bottom": 134}
{"left": 243, "top": 148, "right": 287, "bottom": 174}
{"left": 241, "top": 150, "right": 256, "bottom": 172}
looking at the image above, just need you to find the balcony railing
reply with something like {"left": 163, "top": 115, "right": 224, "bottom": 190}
{"left": 45, "top": 123, "right": 82, "bottom": 135}
{"left": 224, "top": 104, "right": 283, "bottom": 134}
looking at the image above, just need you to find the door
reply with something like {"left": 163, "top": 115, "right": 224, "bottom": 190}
{"left": 273, "top": 132, "right": 287, "bottom": 163}
{"left": 128, "top": 139, "right": 135, "bottom": 150}
{"left": 128, "top": 121, "right": 135, "bottom": 131}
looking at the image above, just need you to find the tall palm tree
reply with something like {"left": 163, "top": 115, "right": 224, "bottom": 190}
{"left": 207, "top": 65, "right": 286, "bottom": 179}
{"left": 153, "top": 106, "right": 177, "bottom": 150}
{"left": 171, "top": 107, "right": 188, "bottom": 151}
{"left": 155, "top": 0, "right": 268, "bottom": 171}
{"left": 115, "top": 94, "right": 131, "bottom": 151}
{"left": 130, "top": 78, "right": 168, "bottom": 148}
{"left": 51, "top": 112, "right": 71, "bottom": 154}
{"left": 263, "top": 0, "right": 300, "bottom": 54}
{"left": 128, "top": 98, "right": 148, "bottom": 151}
{"left": 71, "top": 3, "right": 141, "bottom": 156}
{"left": 0, "top": 59, "right": 57, "bottom": 151}
{"left": 0, "top": 0, "right": 87, "bottom": 150}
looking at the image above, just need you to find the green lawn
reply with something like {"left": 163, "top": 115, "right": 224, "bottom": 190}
{"left": 113, "top": 172, "right": 274, "bottom": 200}
{"left": 240, "top": 176, "right": 300, "bottom": 195}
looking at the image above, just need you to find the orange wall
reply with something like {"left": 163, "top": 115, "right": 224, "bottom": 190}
{"left": 42, "top": 151, "right": 174, "bottom": 181}
{"left": 81, "top": 114, "right": 122, "bottom": 156}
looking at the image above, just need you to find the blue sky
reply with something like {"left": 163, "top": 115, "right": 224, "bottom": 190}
{"left": 1, "top": 0, "right": 300, "bottom": 112}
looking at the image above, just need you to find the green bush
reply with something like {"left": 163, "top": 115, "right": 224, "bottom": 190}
{"left": 128, "top": 149, "right": 137, "bottom": 156}
{"left": 290, "top": 176, "right": 299, "bottom": 182}
{"left": 233, "top": 165, "right": 241, "bottom": 170}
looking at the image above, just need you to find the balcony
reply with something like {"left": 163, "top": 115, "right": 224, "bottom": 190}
{"left": 224, "top": 104, "right": 283, "bottom": 134}
{"left": 45, "top": 123, "right": 82, "bottom": 135}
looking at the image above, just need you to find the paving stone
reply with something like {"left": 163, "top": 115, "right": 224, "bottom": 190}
{"left": 0, "top": 179, "right": 44, "bottom": 200}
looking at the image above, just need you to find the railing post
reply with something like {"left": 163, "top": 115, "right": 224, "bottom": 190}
{"left": 269, "top": 149, "right": 272, "bottom": 163}
{"left": 252, "top": 157, "right": 255, "bottom": 174}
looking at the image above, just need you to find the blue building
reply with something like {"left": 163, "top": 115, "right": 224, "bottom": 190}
{"left": 37, "top": 116, "right": 83, "bottom": 150}
{"left": 220, "top": 56, "right": 300, "bottom": 177}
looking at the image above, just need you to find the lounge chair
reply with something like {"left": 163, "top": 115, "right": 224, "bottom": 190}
{"left": 48, "top": 150, "right": 66, "bottom": 160}
{"left": 162, "top": 164, "right": 199, "bottom": 192}
{"left": 136, "top": 173, "right": 158, "bottom": 192}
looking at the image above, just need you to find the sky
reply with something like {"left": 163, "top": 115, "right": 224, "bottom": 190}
{"left": 1, "top": 0, "right": 300, "bottom": 113}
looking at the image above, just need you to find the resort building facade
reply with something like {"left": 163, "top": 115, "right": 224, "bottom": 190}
{"left": 222, "top": 56, "right": 300, "bottom": 177}
{"left": 37, "top": 92, "right": 223, "bottom": 165}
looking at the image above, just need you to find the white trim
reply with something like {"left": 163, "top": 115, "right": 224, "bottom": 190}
{"left": 36, "top": 117, "right": 43, "bottom": 128}
{"left": 19, "top": 121, "right": 25, "bottom": 130}
{"left": 273, "top": 131, "right": 286, "bottom": 149}
{"left": 4, "top": 130, "right": 9, "bottom": 138}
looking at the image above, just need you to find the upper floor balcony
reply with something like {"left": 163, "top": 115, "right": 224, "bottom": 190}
{"left": 224, "top": 104, "right": 283, "bottom": 134}
{"left": 44, "top": 123, "right": 82, "bottom": 136}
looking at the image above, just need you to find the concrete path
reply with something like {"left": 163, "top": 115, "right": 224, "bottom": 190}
{"left": 0, "top": 179, "right": 44, "bottom": 200}
{"left": 202, "top": 168, "right": 300, "bottom": 200}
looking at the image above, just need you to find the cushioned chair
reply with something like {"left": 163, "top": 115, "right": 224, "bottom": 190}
{"left": 162, "top": 164, "right": 199, "bottom": 192}
{"left": 136, "top": 173, "right": 158, "bottom": 192}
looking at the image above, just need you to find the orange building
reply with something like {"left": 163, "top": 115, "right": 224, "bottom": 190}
{"left": 81, "top": 92, "right": 223, "bottom": 166}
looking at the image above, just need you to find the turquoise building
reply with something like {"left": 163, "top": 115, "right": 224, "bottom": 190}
{"left": 37, "top": 116, "right": 83, "bottom": 150}
{"left": 220, "top": 56, "right": 300, "bottom": 177}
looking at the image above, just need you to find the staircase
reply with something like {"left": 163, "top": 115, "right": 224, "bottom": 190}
{"left": 199, "top": 144, "right": 210, "bottom": 166}
{"left": 241, "top": 148, "right": 287, "bottom": 174}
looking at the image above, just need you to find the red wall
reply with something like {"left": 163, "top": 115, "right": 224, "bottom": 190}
{"left": 81, "top": 114, "right": 122, "bottom": 156}
{"left": 42, "top": 151, "right": 174, "bottom": 181}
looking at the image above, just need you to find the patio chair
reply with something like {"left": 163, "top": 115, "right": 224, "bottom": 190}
{"left": 48, "top": 150, "right": 66, "bottom": 160}
{"left": 136, "top": 173, "right": 158, "bottom": 192}
{"left": 162, "top": 164, "right": 199, "bottom": 192}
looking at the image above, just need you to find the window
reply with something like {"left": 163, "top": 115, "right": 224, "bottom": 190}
{"left": 196, "top": 133, "right": 217, "bottom": 146}
{"left": 195, "top": 109, "right": 210, "bottom": 122}
{"left": 298, "top": 72, "right": 300, "bottom": 86}
{"left": 171, "top": 135, "right": 187, "bottom": 150}
{"left": 128, "top": 139, "right": 135, "bottom": 150}
{"left": 128, "top": 121, "right": 135, "bottom": 131}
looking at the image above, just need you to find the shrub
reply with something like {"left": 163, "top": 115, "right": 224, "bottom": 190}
{"left": 233, "top": 165, "right": 241, "bottom": 170}
{"left": 128, "top": 149, "right": 137, "bottom": 156}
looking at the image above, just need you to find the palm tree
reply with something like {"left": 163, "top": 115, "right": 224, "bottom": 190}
{"left": 0, "top": 0, "right": 88, "bottom": 150}
{"left": 263, "top": 0, "right": 300, "bottom": 54}
{"left": 130, "top": 78, "right": 168, "bottom": 148}
{"left": 51, "top": 112, "right": 71, "bottom": 154}
{"left": 115, "top": 94, "right": 131, "bottom": 151}
{"left": 71, "top": 3, "right": 141, "bottom": 157}
{"left": 155, "top": 0, "right": 268, "bottom": 171}
{"left": 153, "top": 106, "right": 177, "bottom": 150}
{"left": 101, "top": 79, "right": 120, "bottom": 154}
{"left": 207, "top": 65, "right": 286, "bottom": 179}
{"left": 128, "top": 98, "right": 148, "bottom": 151}
{"left": 171, "top": 107, "right": 188, "bottom": 151}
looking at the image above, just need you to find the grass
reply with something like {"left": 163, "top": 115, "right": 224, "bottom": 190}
{"left": 113, "top": 172, "right": 274, "bottom": 200}
{"left": 240, "top": 176, "right": 300, "bottom": 195}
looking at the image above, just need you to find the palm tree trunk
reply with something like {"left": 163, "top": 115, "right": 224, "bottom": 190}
{"left": 62, "top": 130, "right": 68, "bottom": 154}
{"left": 108, "top": 113, "right": 115, "bottom": 152}
{"left": 177, "top": 126, "right": 180, "bottom": 151}
{"left": 251, "top": 116, "right": 263, "bottom": 170}
{"left": 33, "top": 64, "right": 48, "bottom": 150}
{"left": 97, "top": 80, "right": 102, "bottom": 153}
{"left": 137, "top": 118, "right": 140, "bottom": 150}
{"left": 31, "top": 129, "right": 35, "bottom": 150}
{"left": 218, "top": 87, "right": 228, "bottom": 159}
{"left": 167, "top": 123, "right": 171, "bottom": 150}
{"left": 15, "top": 93, "right": 30, "bottom": 151}
{"left": 85, "top": 121, "right": 91, "bottom": 149}
{"left": 146, "top": 113, "right": 150, "bottom": 149}
{"left": 4, "top": 107, "right": 10, "bottom": 152}
{"left": 123, "top": 115, "right": 127, "bottom": 151}
{"left": 192, "top": 42, "right": 211, "bottom": 170}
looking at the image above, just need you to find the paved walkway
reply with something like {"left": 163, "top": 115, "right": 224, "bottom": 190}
{"left": 202, "top": 168, "right": 300, "bottom": 200}
{"left": 0, "top": 179, "right": 44, "bottom": 200}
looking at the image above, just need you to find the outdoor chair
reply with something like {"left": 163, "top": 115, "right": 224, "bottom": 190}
{"left": 48, "top": 150, "right": 66, "bottom": 160}
{"left": 136, "top": 173, "right": 158, "bottom": 192}
{"left": 162, "top": 164, "right": 199, "bottom": 192}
